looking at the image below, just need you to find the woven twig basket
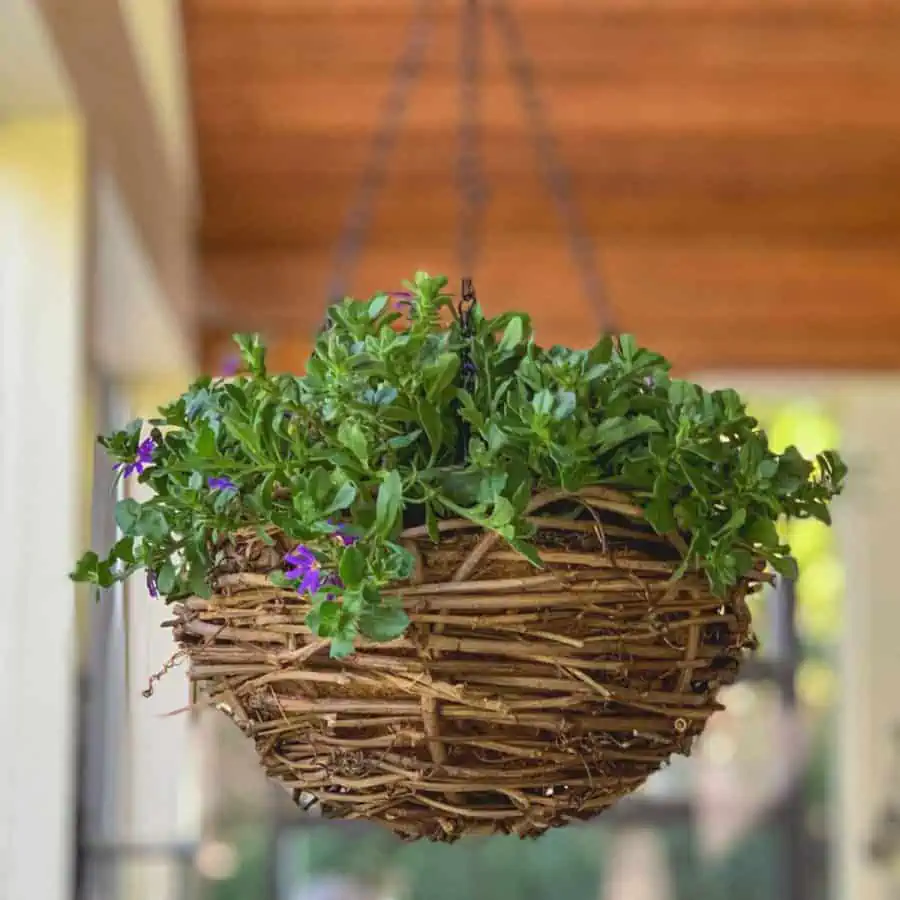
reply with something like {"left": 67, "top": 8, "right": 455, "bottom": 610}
{"left": 173, "top": 486, "right": 759, "bottom": 842}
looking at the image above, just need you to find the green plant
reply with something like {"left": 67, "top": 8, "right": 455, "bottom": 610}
{"left": 71, "top": 272, "right": 846, "bottom": 657}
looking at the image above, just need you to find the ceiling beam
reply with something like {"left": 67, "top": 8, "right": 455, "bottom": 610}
{"left": 186, "top": 0, "right": 900, "bottom": 20}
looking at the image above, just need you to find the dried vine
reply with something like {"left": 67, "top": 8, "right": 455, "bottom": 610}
{"left": 175, "top": 488, "right": 760, "bottom": 842}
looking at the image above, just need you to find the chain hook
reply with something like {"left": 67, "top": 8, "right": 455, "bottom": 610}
{"left": 458, "top": 277, "right": 478, "bottom": 334}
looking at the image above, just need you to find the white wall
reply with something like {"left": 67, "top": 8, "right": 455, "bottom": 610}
{"left": 0, "top": 113, "right": 86, "bottom": 900}
{"left": 0, "top": 4, "right": 199, "bottom": 900}
{"left": 834, "top": 384, "right": 900, "bottom": 900}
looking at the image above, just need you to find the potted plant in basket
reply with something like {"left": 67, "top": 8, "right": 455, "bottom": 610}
{"left": 72, "top": 272, "right": 846, "bottom": 842}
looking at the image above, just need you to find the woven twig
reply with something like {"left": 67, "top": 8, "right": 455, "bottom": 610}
{"left": 173, "top": 488, "right": 758, "bottom": 842}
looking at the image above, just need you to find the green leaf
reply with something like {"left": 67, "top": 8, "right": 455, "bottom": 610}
{"left": 744, "top": 516, "right": 779, "bottom": 547}
{"left": 510, "top": 539, "right": 543, "bottom": 568}
{"left": 426, "top": 503, "right": 440, "bottom": 544}
{"left": 719, "top": 507, "right": 747, "bottom": 534}
{"left": 368, "top": 294, "right": 389, "bottom": 319}
{"left": 71, "top": 551, "right": 100, "bottom": 582}
{"left": 329, "top": 636, "right": 357, "bottom": 659}
{"left": 553, "top": 391, "right": 577, "bottom": 421}
{"left": 196, "top": 423, "right": 216, "bottom": 458}
{"left": 157, "top": 563, "right": 177, "bottom": 595}
{"left": 490, "top": 497, "right": 515, "bottom": 529}
{"left": 359, "top": 603, "right": 410, "bottom": 642}
{"left": 337, "top": 420, "right": 369, "bottom": 467}
{"left": 375, "top": 470, "right": 403, "bottom": 538}
{"left": 771, "top": 555, "right": 799, "bottom": 580}
{"left": 308, "top": 467, "right": 332, "bottom": 506}
{"left": 326, "top": 480, "right": 358, "bottom": 513}
{"left": 498, "top": 316, "right": 524, "bottom": 353}
{"left": 387, "top": 430, "right": 422, "bottom": 450}
{"left": 96, "top": 560, "right": 117, "bottom": 589}
{"left": 486, "top": 424, "right": 507, "bottom": 453}
{"left": 618, "top": 334, "right": 637, "bottom": 362}
{"left": 594, "top": 416, "right": 662, "bottom": 453}
{"left": 115, "top": 498, "right": 141, "bottom": 535}
{"left": 339, "top": 545, "right": 366, "bottom": 589}
{"left": 587, "top": 334, "right": 614, "bottom": 367}
{"left": 669, "top": 380, "right": 699, "bottom": 407}
{"left": 222, "top": 417, "right": 260, "bottom": 454}
{"left": 380, "top": 405, "right": 418, "bottom": 423}
{"left": 757, "top": 458, "right": 779, "bottom": 480}
{"left": 644, "top": 496, "right": 677, "bottom": 534}
{"left": 425, "top": 353, "right": 460, "bottom": 400}
{"left": 112, "top": 537, "right": 136, "bottom": 564}
{"left": 416, "top": 399, "right": 443, "bottom": 453}
{"left": 307, "top": 600, "right": 342, "bottom": 637}
{"left": 269, "top": 570, "right": 291, "bottom": 588}
{"left": 455, "top": 390, "right": 485, "bottom": 430}
{"left": 732, "top": 549, "right": 754, "bottom": 578}
{"left": 191, "top": 574, "right": 212, "bottom": 600}
{"left": 136, "top": 509, "right": 169, "bottom": 541}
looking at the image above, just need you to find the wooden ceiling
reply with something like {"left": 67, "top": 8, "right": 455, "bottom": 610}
{"left": 185, "top": 0, "right": 900, "bottom": 372}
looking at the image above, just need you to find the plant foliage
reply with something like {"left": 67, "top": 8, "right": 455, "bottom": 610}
{"left": 72, "top": 272, "right": 846, "bottom": 657}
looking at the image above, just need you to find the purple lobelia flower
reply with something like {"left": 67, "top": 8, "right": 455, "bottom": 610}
{"left": 284, "top": 544, "right": 324, "bottom": 595}
{"left": 328, "top": 519, "right": 359, "bottom": 546}
{"left": 146, "top": 570, "right": 159, "bottom": 599}
{"left": 207, "top": 476, "right": 237, "bottom": 492}
{"left": 219, "top": 355, "right": 240, "bottom": 377}
{"left": 390, "top": 291, "right": 415, "bottom": 311}
{"left": 115, "top": 437, "right": 156, "bottom": 478}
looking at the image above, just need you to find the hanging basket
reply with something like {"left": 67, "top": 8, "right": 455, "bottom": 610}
{"left": 72, "top": 274, "right": 845, "bottom": 844}
{"left": 173, "top": 486, "right": 758, "bottom": 842}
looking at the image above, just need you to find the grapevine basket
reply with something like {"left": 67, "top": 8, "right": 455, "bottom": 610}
{"left": 172, "top": 484, "right": 761, "bottom": 843}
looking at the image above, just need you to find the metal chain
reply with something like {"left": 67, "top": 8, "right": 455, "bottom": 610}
{"left": 325, "top": 0, "right": 437, "bottom": 304}
{"left": 490, "top": 0, "right": 618, "bottom": 334}
{"left": 458, "top": 0, "right": 487, "bottom": 280}
{"left": 455, "top": 276, "right": 478, "bottom": 459}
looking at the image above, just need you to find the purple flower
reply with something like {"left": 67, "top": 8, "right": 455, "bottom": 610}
{"left": 114, "top": 437, "right": 156, "bottom": 478}
{"left": 391, "top": 291, "right": 415, "bottom": 311}
{"left": 146, "top": 570, "right": 159, "bottom": 599}
{"left": 328, "top": 520, "right": 359, "bottom": 546}
{"left": 207, "top": 476, "right": 237, "bottom": 492}
{"left": 284, "top": 544, "right": 324, "bottom": 595}
{"left": 323, "top": 572, "right": 343, "bottom": 590}
{"left": 220, "top": 355, "right": 240, "bottom": 377}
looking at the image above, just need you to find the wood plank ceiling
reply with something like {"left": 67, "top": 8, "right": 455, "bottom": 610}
{"left": 185, "top": 0, "right": 900, "bottom": 373}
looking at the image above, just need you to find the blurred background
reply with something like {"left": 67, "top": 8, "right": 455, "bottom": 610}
{"left": 2, "top": 1, "right": 900, "bottom": 899}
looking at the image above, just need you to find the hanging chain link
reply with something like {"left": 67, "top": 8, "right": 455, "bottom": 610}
{"left": 325, "top": 0, "right": 615, "bottom": 336}
{"left": 325, "top": 0, "right": 437, "bottom": 305}
{"left": 456, "top": 0, "right": 484, "bottom": 455}
{"left": 490, "top": 0, "right": 618, "bottom": 334}
{"left": 457, "top": 0, "right": 487, "bottom": 282}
